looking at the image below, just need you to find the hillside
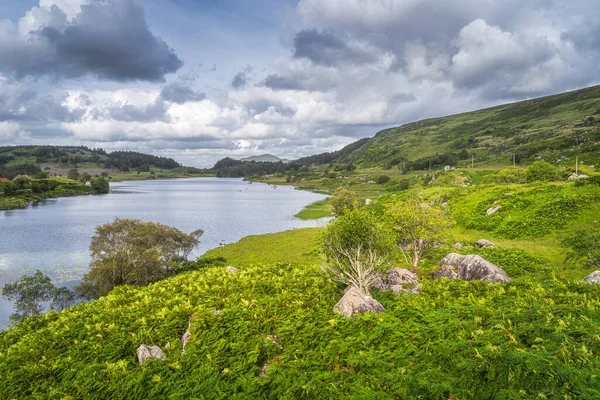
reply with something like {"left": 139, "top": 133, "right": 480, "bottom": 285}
{"left": 240, "top": 154, "right": 290, "bottom": 163}
{"left": 323, "top": 85, "right": 600, "bottom": 170}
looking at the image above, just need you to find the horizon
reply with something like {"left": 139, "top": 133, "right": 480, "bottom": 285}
{"left": 1, "top": 0, "right": 599, "bottom": 168}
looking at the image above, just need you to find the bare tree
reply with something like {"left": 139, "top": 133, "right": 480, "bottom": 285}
{"left": 321, "top": 242, "right": 388, "bottom": 295}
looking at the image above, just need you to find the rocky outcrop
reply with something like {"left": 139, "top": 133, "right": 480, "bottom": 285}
{"left": 486, "top": 206, "right": 501, "bottom": 215}
{"left": 372, "top": 268, "right": 420, "bottom": 294}
{"left": 434, "top": 253, "right": 511, "bottom": 283}
{"left": 226, "top": 266, "right": 238, "bottom": 274}
{"left": 568, "top": 173, "right": 588, "bottom": 180}
{"left": 583, "top": 271, "right": 600, "bottom": 284}
{"left": 334, "top": 287, "right": 385, "bottom": 318}
{"left": 136, "top": 345, "right": 166, "bottom": 365}
{"left": 475, "top": 239, "right": 496, "bottom": 248}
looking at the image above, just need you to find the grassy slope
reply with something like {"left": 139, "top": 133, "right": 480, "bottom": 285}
{"left": 342, "top": 85, "right": 600, "bottom": 168}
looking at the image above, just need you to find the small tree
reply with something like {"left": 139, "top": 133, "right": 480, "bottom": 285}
{"left": 2, "top": 271, "right": 56, "bottom": 325}
{"left": 51, "top": 287, "right": 77, "bottom": 312}
{"left": 385, "top": 200, "right": 453, "bottom": 271}
{"left": 79, "top": 172, "right": 92, "bottom": 183}
{"left": 331, "top": 187, "right": 358, "bottom": 216}
{"left": 67, "top": 168, "right": 80, "bottom": 181}
{"left": 376, "top": 175, "right": 391, "bottom": 185}
{"left": 321, "top": 208, "right": 393, "bottom": 294}
{"left": 76, "top": 219, "right": 203, "bottom": 299}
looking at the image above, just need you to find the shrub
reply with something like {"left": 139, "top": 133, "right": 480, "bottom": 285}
{"left": 483, "top": 167, "right": 527, "bottom": 184}
{"left": 330, "top": 187, "right": 358, "bottom": 216}
{"left": 376, "top": 175, "right": 391, "bottom": 184}
{"left": 526, "top": 161, "right": 560, "bottom": 182}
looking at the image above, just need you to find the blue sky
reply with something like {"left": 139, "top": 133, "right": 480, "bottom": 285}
{"left": 0, "top": 0, "right": 599, "bottom": 167}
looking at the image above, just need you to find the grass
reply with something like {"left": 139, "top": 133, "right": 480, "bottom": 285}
{"left": 294, "top": 199, "right": 332, "bottom": 220}
{"left": 201, "top": 228, "right": 325, "bottom": 267}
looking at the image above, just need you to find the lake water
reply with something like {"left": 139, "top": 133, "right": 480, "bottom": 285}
{"left": 0, "top": 178, "right": 329, "bottom": 328}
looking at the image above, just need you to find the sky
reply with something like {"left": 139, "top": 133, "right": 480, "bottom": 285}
{"left": 0, "top": 0, "right": 599, "bottom": 167}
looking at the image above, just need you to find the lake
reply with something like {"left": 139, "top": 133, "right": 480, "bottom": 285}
{"left": 0, "top": 178, "right": 329, "bottom": 327}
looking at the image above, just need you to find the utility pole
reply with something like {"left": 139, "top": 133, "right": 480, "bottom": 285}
{"left": 576, "top": 156, "right": 579, "bottom": 174}
{"left": 513, "top": 154, "right": 516, "bottom": 168}
{"left": 471, "top": 154, "right": 474, "bottom": 169}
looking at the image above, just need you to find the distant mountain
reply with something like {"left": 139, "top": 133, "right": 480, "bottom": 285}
{"left": 239, "top": 154, "right": 290, "bottom": 163}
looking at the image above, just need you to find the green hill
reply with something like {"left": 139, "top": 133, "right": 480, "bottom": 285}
{"left": 303, "top": 85, "right": 600, "bottom": 170}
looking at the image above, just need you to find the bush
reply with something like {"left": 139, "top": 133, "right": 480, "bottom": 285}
{"left": 376, "top": 175, "right": 391, "bottom": 184}
{"left": 330, "top": 187, "right": 358, "bottom": 216}
{"left": 526, "top": 161, "right": 560, "bottom": 182}
{"left": 483, "top": 167, "right": 527, "bottom": 184}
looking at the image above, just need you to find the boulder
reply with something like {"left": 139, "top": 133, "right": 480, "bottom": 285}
{"left": 475, "top": 239, "right": 495, "bottom": 248}
{"left": 226, "top": 266, "right": 238, "bottom": 274}
{"left": 136, "top": 345, "right": 166, "bottom": 365}
{"left": 583, "top": 271, "right": 600, "bottom": 284}
{"left": 568, "top": 173, "right": 589, "bottom": 180}
{"left": 434, "top": 253, "right": 510, "bottom": 283}
{"left": 486, "top": 206, "right": 502, "bottom": 216}
{"left": 365, "top": 199, "right": 373, "bottom": 205}
{"left": 454, "top": 242, "right": 463, "bottom": 249}
{"left": 372, "top": 268, "right": 420, "bottom": 294}
{"left": 334, "top": 287, "right": 385, "bottom": 318}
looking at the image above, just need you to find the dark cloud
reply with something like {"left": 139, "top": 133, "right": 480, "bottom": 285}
{"left": 0, "top": 0, "right": 183, "bottom": 82}
{"left": 160, "top": 82, "right": 206, "bottom": 104}
{"left": 231, "top": 65, "right": 253, "bottom": 89}
{"left": 260, "top": 74, "right": 305, "bottom": 91}
{"left": 292, "top": 29, "right": 374, "bottom": 66}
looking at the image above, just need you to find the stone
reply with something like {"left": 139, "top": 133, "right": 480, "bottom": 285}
{"left": 259, "top": 362, "right": 270, "bottom": 377}
{"left": 444, "top": 165, "right": 451, "bottom": 172}
{"left": 136, "top": 345, "right": 166, "bottom": 365}
{"left": 372, "top": 268, "right": 420, "bottom": 294}
{"left": 334, "top": 287, "right": 385, "bottom": 318}
{"left": 454, "top": 242, "right": 463, "bottom": 249}
{"left": 226, "top": 266, "right": 238, "bottom": 274}
{"left": 365, "top": 199, "right": 373, "bottom": 205}
{"left": 164, "top": 342, "right": 171, "bottom": 350}
{"left": 568, "top": 173, "right": 588, "bottom": 180}
{"left": 181, "top": 315, "right": 195, "bottom": 354}
{"left": 475, "top": 239, "right": 496, "bottom": 248}
{"left": 434, "top": 253, "right": 511, "bottom": 283}
{"left": 486, "top": 206, "right": 502, "bottom": 215}
{"left": 583, "top": 271, "right": 600, "bottom": 284}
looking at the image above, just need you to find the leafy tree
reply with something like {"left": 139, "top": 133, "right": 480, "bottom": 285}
{"left": 67, "top": 168, "right": 79, "bottom": 181}
{"left": 79, "top": 172, "right": 92, "bottom": 183}
{"left": 91, "top": 177, "right": 110, "bottom": 194}
{"left": 51, "top": 287, "right": 77, "bottom": 312}
{"left": 376, "top": 175, "right": 391, "bottom": 184}
{"left": 2, "top": 271, "right": 55, "bottom": 325}
{"left": 385, "top": 200, "right": 453, "bottom": 270}
{"left": 76, "top": 219, "right": 203, "bottom": 299}
{"left": 331, "top": 187, "right": 358, "bottom": 216}
{"left": 321, "top": 208, "right": 393, "bottom": 294}
{"left": 526, "top": 161, "right": 560, "bottom": 182}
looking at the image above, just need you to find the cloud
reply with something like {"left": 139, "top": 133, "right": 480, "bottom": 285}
{"left": 0, "top": 0, "right": 183, "bottom": 82}
{"left": 231, "top": 65, "right": 254, "bottom": 89}
{"left": 292, "top": 29, "right": 376, "bottom": 66}
{"left": 160, "top": 82, "right": 206, "bottom": 104}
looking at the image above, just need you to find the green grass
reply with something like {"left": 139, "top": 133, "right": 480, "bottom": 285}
{"left": 201, "top": 228, "right": 325, "bottom": 266}
{"left": 294, "top": 199, "right": 332, "bottom": 220}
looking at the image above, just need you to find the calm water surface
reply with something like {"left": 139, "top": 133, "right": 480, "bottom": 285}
{"left": 0, "top": 178, "right": 329, "bottom": 327}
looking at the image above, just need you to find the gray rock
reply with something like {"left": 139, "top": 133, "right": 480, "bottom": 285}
{"left": 583, "top": 271, "right": 600, "bottom": 283}
{"left": 434, "top": 253, "right": 511, "bottom": 283}
{"left": 454, "top": 242, "right": 463, "bottom": 249}
{"left": 486, "top": 206, "right": 502, "bottom": 215}
{"left": 372, "top": 268, "right": 420, "bottom": 294}
{"left": 136, "top": 345, "right": 166, "bottom": 365}
{"left": 334, "top": 286, "right": 385, "bottom": 317}
{"left": 365, "top": 199, "right": 373, "bottom": 205}
{"left": 568, "top": 173, "right": 588, "bottom": 180}
{"left": 226, "top": 266, "right": 238, "bottom": 274}
{"left": 475, "top": 239, "right": 496, "bottom": 248}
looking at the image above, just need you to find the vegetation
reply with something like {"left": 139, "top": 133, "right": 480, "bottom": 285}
{"left": 1, "top": 271, "right": 76, "bottom": 325}
{"left": 330, "top": 186, "right": 358, "bottom": 216}
{"left": 294, "top": 199, "right": 331, "bottom": 220}
{"left": 386, "top": 200, "right": 453, "bottom": 270}
{"left": 76, "top": 219, "right": 203, "bottom": 299}
{"left": 321, "top": 208, "right": 392, "bottom": 294}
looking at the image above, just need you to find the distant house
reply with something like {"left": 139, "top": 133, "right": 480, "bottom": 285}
{"left": 0, "top": 178, "right": 8, "bottom": 181}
